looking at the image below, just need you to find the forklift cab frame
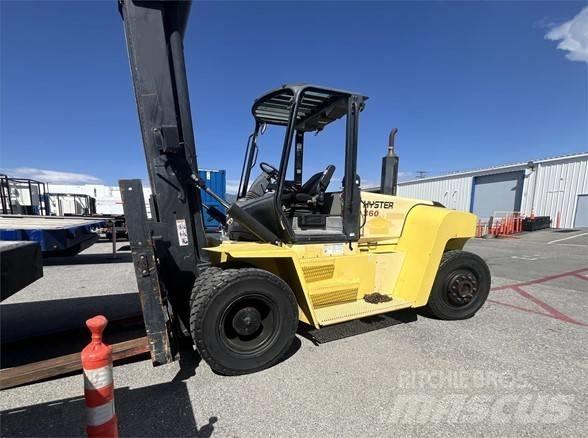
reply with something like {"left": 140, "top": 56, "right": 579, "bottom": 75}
{"left": 234, "top": 84, "right": 367, "bottom": 244}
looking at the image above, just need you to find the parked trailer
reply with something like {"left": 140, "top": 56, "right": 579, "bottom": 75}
{"left": 45, "top": 193, "right": 97, "bottom": 217}
{"left": 0, "top": 175, "right": 48, "bottom": 216}
{"left": 0, "top": 241, "right": 43, "bottom": 301}
{"left": 0, "top": 215, "right": 106, "bottom": 256}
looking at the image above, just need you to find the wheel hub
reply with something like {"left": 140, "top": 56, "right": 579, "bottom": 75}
{"left": 232, "top": 306, "right": 262, "bottom": 336}
{"left": 447, "top": 272, "right": 478, "bottom": 306}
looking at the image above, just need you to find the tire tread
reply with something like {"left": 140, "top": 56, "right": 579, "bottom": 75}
{"left": 189, "top": 268, "right": 298, "bottom": 375}
{"left": 426, "top": 250, "right": 491, "bottom": 320}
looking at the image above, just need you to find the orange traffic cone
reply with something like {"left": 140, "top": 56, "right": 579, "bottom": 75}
{"left": 82, "top": 316, "right": 118, "bottom": 438}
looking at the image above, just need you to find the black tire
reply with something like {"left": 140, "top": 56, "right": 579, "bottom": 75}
{"left": 189, "top": 268, "right": 298, "bottom": 375}
{"left": 426, "top": 250, "right": 491, "bottom": 320}
{"left": 189, "top": 267, "right": 222, "bottom": 309}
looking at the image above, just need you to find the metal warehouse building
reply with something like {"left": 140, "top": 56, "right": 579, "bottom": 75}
{"left": 397, "top": 152, "right": 588, "bottom": 229}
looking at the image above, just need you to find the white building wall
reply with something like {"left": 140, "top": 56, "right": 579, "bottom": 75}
{"left": 519, "top": 168, "right": 536, "bottom": 217}
{"left": 397, "top": 175, "right": 473, "bottom": 211}
{"left": 397, "top": 153, "right": 588, "bottom": 229}
{"left": 527, "top": 156, "right": 588, "bottom": 228}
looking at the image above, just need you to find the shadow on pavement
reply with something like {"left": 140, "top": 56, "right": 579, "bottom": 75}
{"left": 43, "top": 252, "right": 133, "bottom": 266}
{"left": 276, "top": 336, "right": 302, "bottom": 366}
{"left": 297, "top": 309, "right": 417, "bottom": 344}
{"left": 1, "top": 382, "right": 217, "bottom": 437}
{"left": 1, "top": 293, "right": 142, "bottom": 346}
{"left": 172, "top": 339, "right": 203, "bottom": 382}
{"left": 2, "top": 293, "right": 144, "bottom": 372}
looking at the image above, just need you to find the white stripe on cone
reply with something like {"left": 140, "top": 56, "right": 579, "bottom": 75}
{"left": 84, "top": 365, "right": 113, "bottom": 390}
{"left": 86, "top": 399, "right": 116, "bottom": 427}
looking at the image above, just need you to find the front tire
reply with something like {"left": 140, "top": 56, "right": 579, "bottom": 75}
{"left": 426, "top": 250, "right": 491, "bottom": 320}
{"left": 190, "top": 268, "right": 298, "bottom": 375}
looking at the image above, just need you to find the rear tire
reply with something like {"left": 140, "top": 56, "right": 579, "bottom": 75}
{"left": 426, "top": 250, "right": 491, "bottom": 320}
{"left": 189, "top": 268, "right": 298, "bottom": 375}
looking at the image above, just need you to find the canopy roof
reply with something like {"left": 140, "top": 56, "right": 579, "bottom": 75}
{"left": 252, "top": 84, "right": 367, "bottom": 132}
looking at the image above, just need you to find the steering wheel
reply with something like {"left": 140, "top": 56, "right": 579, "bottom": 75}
{"left": 259, "top": 162, "right": 279, "bottom": 179}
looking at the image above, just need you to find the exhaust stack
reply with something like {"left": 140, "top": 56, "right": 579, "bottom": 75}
{"left": 380, "top": 128, "right": 400, "bottom": 195}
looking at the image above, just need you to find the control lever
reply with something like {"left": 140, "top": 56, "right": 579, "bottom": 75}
{"left": 190, "top": 174, "right": 281, "bottom": 245}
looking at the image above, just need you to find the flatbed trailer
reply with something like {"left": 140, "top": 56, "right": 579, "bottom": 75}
{"left": 0, "top": 215, "right": 106, "bottom": 256}
{"left": 0, "top": 241, "right": 43, "bottom": 301}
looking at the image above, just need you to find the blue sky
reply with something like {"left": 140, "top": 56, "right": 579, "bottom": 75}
{"left": 1, "top": 0, "right": 587, "bottom": 191}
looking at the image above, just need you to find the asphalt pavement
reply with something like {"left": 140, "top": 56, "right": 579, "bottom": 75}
{"left": 1, "top": 229, "right": 587, "bottom": 437}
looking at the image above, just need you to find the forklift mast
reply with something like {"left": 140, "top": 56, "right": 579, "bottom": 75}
{"left": 118, "top": 0, "right": 206, "bottom": 364}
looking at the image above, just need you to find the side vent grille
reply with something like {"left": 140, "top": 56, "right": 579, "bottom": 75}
{"left": 311, "top": 288, "right": 358, "bottom": 308}
{"left": 301, "top": 263, "right": 335, "bottom": 282}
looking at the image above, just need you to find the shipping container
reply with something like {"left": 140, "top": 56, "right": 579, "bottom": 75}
{"left": 198, "top": 169, "right": 226, "bottom": 230}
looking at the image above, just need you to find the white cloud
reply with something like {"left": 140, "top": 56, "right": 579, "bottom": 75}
{"left": 0, "top": 167, "right": 103, "bottom": 185}
{"left": 226, "top": 179, "right": 240, "bottom": 194}
{"left": 545, "top": 6, "right": 588, "bottom": 62}
{"left": 359, "top": 179, "right": 380, "bottom": 189}
{"left": 398, "top": 171, "right": 414, "bottom": 180}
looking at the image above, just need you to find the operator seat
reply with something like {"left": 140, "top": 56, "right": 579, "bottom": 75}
{"left": 228, "top": 165, "right": 336, "bottom": 242}
{"left": 282, "top": 164, "right": 336, "bottom": 207}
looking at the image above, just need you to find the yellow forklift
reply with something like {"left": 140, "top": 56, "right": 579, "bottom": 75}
{"left": 119, "top": 0, "right": 490, "bottom": 375}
